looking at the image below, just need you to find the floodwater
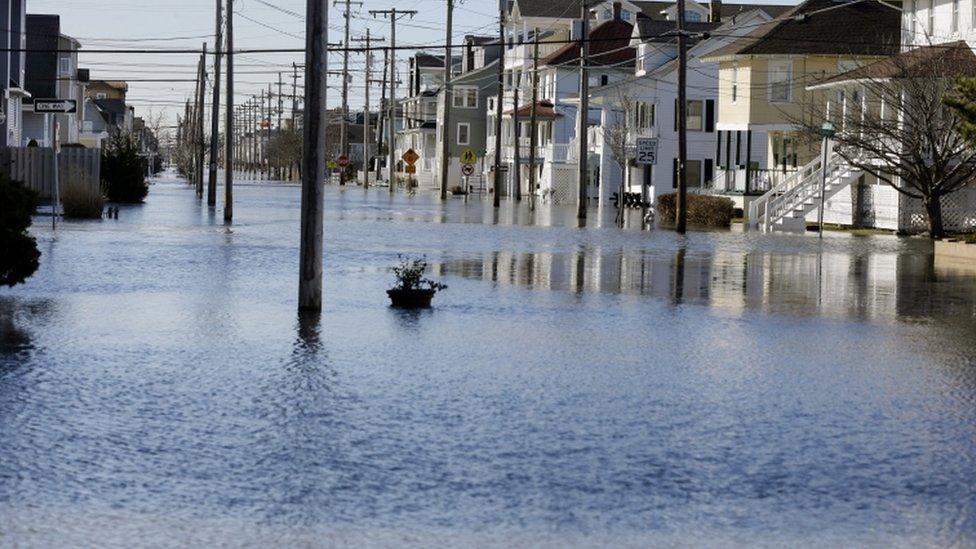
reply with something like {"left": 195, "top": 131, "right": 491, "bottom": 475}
{"left": 1, "top": 174, "right": 975, "bottom": 547}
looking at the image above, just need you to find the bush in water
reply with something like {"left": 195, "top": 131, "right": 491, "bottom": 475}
{"left": 0, "top": 174, "right": 40, "bottom": 287}
{"left": 656, "top": 193, "right": 735, "bottom": 228}
{"left": 102, "top": 133, "right": 149, "bottom": 203}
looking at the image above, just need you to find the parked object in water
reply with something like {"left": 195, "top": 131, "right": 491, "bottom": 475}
{"left": 387, "top": 256, "right": 447, "bottom": 308}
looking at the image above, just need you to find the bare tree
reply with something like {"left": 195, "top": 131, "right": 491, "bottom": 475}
{"left": 790, "top": 45, "right": 976, "bottom": 238}
{"left": 601, "top": 91, "right": 637, "bottom": 224}
{"left": 266, "top": 129, "right": 303, "bottom": 181}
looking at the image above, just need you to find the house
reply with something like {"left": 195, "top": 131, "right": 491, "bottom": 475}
{"left": 742, "top": 2, "right": 976, "bottom": 234}
{"left": 81, "top": 81, "right": 131, "bottom": 147}
{"left": 586, "top": 7, "right": 784, "bottom": 206}
{"left": 700, "top": 0, "right": 900, "bottom": 200}
{"left": 394, "top": 52, "right": 457, "bottom": 187}
{"left": 0, "top": 0, "right": 28, "bottom": 148}
{"left": 435, "top": 35, "right": 501, "bottom": 190}
{"left": 23, "top": 14, "right": 85, "bottom": 147}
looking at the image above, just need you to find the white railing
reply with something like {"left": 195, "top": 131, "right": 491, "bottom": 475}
{"left": 749, "top": 155, "right": 824, "bottom": 231}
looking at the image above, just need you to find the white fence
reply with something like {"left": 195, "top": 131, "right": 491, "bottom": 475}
{"left": 0, "top": 146, "right": 101, "bottom": 199}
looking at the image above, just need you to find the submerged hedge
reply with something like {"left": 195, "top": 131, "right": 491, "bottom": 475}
{"left": 656, "top": 193, "right": 734, "bottom": 228}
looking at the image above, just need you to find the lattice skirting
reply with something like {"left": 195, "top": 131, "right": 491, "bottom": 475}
{"left": 899, "top": 184, "right": 976, "bottom": 233}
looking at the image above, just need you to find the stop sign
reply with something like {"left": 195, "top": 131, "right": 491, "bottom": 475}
{"left": 337, "top": 155, "right": 349, "bottom": 168}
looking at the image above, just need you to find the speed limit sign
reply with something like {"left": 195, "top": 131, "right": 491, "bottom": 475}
{"left": 635, "top": 138, "right": 658, "bottom": 165}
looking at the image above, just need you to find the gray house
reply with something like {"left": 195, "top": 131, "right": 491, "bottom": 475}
{"left": 435, "top": 35, "right": 500, "bottom": 190}
{"left": 23, "top": 14, "right": 85, "bottom": 147}
{"left": 0, "top": 0, "right": 28, "bottom": 148}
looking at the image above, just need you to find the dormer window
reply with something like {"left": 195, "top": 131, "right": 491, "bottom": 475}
{"left": 686, "top": 11, "right": 702, "bottom": 22}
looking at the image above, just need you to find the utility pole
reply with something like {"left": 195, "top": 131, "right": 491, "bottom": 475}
{"left": 676, "top": 0, "right": 688, "bottom": 234}
{"left": 196, "top": 43, "right": 207, "bottom": 199}
{"left": 208, "top": 0, "right": 223, "bottom": 207}
{"left": 292, "top": 62, "right": 299, "bottom": 181}
{"left": 528, "top": 27, "right": 540, "bottom": 208}
{"left": 225, "top": 0, "right": 234, "bottom": 221}
{"left": 375, "top": 48, "right": 388, "bottom": 182}
{"left": 251, "top": 97, "right": 259, "bottom": 179}
{"left": 259, "top": 88, "right": 267, "bottom": 180}
{"left": 336, "top": 0, "right": 363, "bottom": 186}
{"left": 492, "top": 7, "right": 504, "bottom": 208}
{"left": 438, "top": 0, "right": 454, "bottom": 200}
{"left": 353, "top": 30, "right": 385, "bottom": 189}
{"left": 576, "top": 2, "right": 590, "bottom": 220}
{"left": 277, "top": 72, "right": 284, "bottom": 179}
{"left": 512, "top": 72, "right": 521, "bottom": 201}
{"left": 299, "top": 0, "right": 328, "bottom": 311}
{"left": 267, "top": 83, "right": 273, "bottom": 179}
{"left": 370, "top": 8, "right": 417, "bottom": 194}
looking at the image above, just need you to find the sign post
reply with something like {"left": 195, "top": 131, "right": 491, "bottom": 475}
{"left": 34, "top": 99, "right": 75, "bottom": 229}
{"left": 459, "top": 147, "right": 478, "bottom": 194}
{"left": 402, "top": 148, "right": 419, "bottom": 188}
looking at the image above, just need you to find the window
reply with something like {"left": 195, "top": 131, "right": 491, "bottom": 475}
{"left": 457, "top": 123, "right": 470, "bottom": 145}
{"left": 59, "top": 57, "right": 71, "bottom": 76}
{"left": 672, "top": 159, "right": 703, "bottom": 188}
{"left": 953, "top": 0, "right": 960, "bottom": 31}
{"left": 453, "top": 87, "right": 478, "bottom": 108}
{"left": 600, "top": 74, "right": 609, "bottom": 86}
{"left": 686, "top": 11, "right": 702, "bottom": 22}
{"left": 95, "top": 92, "right": 107, "bottom": 100}
{"left": 731, "top": 63, "right": 739, "bottom": 103}
{"left": 687, "top": 100, "right": 704, "bottom": 130}
{"left": 635, "top": 101, "right": 654, "bottom": 130}
{"left": 768, "top": 60, "right": 792, "bottom": 102}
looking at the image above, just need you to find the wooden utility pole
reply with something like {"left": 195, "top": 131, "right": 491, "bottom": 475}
{"left": 528, "top": 27, "right": 540, "bottom": 208}
{"left": 251, "top": 98, "right": 259, "bottom": 179}
{"left": 266, "top": 83, "right": 273, "bottom": 178}
{"left": 277, "top": 72, "right": 284, "bottom": 179}
{"left": 676, "top": 0, "right": 688, "bottom": 233}
{"left": 375, "top": 48, "right": 388, "bottom": 182}
{"left": 336, "top": 0, "right": 362, "bottom": 186}
{"left": 512, "top": 74, "right": 521, "bottom": 201}
{"left": 208, "top": 0, "right": 223, "bottom": 207}
{"left": 299, "top": 0, "right": 328, "bottom": 311}
{"left": 438, "top": 0, "right": 454, "bottom": 200}
{"left": 353, "top": 30, "right": 384, "bottom": 189}
{"left": 492, "top": 7, "right": 504, "bottom": 208}
{"left": 576, "top": 3, "right": 590, "bottom": 220}
{"left": 291, "top": 62, "right": 299, "bottom": 180}
{"left": 225, "top": 0, "right": 234, "bottom": 221}
{"left": 370, "top": 8, "right": 417, "bottom": 194}
{"left": 196, "top": 44, "right": 207, "bottom": 199}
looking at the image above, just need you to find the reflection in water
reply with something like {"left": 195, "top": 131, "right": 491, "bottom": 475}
{"left": 439, "top": 244, "right": 976, "bottom": 323}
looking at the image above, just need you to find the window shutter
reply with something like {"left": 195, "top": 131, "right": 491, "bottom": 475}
{"left": 705, "top": 158, "right": 713, "bottom": 185}
{"left": 672, "top": 158, "right": 678, "bottom": 188}
{"left": 705, "top": 100, "right": 715, "bottom": 132}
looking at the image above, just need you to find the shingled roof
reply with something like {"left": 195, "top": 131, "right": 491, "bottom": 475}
{"left": 810, "top": 41, "right": 976, "bottom": 88}
{"left": 514, "top": 0, "right": 796, "bottom": 20}
{"left": 702, "top": 0, "right": 900, "bottom": 59}
{"left": 542, "top": 19, "right": 636, "bottom": 66}
{"left": 634, "top": 18, "right": 720, "bottom": 42}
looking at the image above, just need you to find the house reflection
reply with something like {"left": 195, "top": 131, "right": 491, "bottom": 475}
{"left": 439, "top": 245, "right": 976, "bottom": 323}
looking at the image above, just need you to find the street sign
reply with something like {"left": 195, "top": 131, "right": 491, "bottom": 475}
{"left": 405, "top": 164, "right": 417, "bottom": 174}
{"left": 635, "top": 137, "right": 659, "bottom": 165}
{"left": 34, "top": 99, "right": 77, "bottom": 114}
{"left": 327, "top": 160, "right": 338, "bottom": 170}
{"left": 459, "top": 147, "right": 478, "bottom": 165}
{"left": 461, "top": 164, "right": 475, "bottom": 177}
{"left": 402, "top": 148, "right": 419, "bottom": 166}
{"left": 337, "top": 155, "right": 349, "bottom": 168}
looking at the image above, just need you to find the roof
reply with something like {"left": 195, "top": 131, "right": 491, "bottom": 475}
{"left": 514, "top": 0, "right": 583, "bottom": 18}
{"left": 415, "top": 53, "right": 448, "bottom": 68}
{"left": 704, "top": 0, "right": 900, "bottom": 59}
{"left": 542, "top": 19, "right": 636, "bottom": 66}
{"left": 514, "top": 0, "right": 795, "bottom": 20}
{"left": 504, "top": 100, "right": 560, "bottom": 118}
{"left": 810, "top": 41, "right": 976, "bottom": 88}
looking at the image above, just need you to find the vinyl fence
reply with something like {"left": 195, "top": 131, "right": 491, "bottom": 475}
{"left": 0, "top": 146, "right": 101, "bottom": 199}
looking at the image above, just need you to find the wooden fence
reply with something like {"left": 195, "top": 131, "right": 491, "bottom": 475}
{"left": 0, "top": 146, "right": 101, "bottom": 199}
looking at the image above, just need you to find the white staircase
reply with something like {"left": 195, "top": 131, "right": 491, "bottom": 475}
{"left": 748, "top": 152, "right": 863, "bottom": 233}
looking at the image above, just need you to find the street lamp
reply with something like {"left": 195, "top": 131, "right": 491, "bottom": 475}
{"left": 818, "top": 121, "right": 836, "bottom": 238}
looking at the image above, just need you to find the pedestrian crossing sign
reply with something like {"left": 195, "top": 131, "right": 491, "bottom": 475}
{"left": 460, "top": 148, "right": 478, "bottom": 165}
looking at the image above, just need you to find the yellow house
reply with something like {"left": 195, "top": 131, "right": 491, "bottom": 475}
{"left": 701, "top": 0, "right": 900, "bottom": 195}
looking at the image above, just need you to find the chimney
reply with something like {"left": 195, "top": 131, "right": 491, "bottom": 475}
{"left": 613, "top": 2, "right": 623, "bottom": 20}
{"left": 710, "top": 0, "right": 722, "bottom": 22}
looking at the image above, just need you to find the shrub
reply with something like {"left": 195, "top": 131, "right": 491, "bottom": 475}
{"left": 0, "top": 174, "right": 40, "bottom": 287}
{"left": 391, "top": 256, "right": 447, "bottom": 292}
{"left": 61, "top": 170, "right": 105, "bottom": 219}
{"left": 656, "top": 193, "right": 735, "bottom": 228}
{"left": 102, "top": 133, "right": 148, "bottom": 203}
{"left": 449, "top": 184, "right": 466, "bottom": 195}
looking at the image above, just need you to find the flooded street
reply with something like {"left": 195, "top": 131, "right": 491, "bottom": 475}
{"left": 2, "top": 175, "right": 975, "bottom": 546}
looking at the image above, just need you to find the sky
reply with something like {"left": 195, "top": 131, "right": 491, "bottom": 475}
{"left": 27, "top": 0, "right": 502, "bottom": 131}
